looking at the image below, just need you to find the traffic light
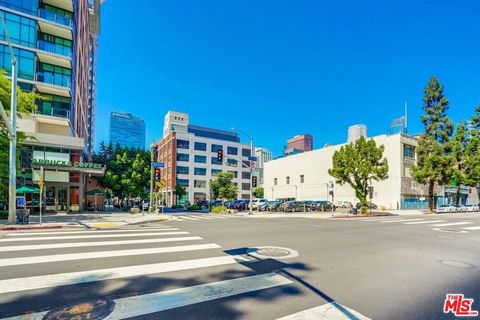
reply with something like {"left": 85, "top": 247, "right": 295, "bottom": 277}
{"left": 155, "top": 169, "right": 161, "bottom": 182}
{"left": 217, "top": 149, "right": 224, "bottom": 163}
{"left": 252, "top": 176, "right": 257, "bottom": 188}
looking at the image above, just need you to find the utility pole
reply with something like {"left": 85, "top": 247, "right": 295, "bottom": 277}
{"left": 149, "top": 143, "right": 154, "bottom": 213}
{"left": 231, "top": 127, "right": 255, "bottom": 215}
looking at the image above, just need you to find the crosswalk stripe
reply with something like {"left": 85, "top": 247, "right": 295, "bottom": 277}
{"left": 179, "top": 216, "right": 200, "bottom": 220}
{"left": 0, "top": 231, "right": 189, "bottom": 242}
{"left": 461, "top": 226, "right": 480, "bottom": 231}
{"left": 0, "top": 236, "right": 203, "bottom": 252}
{"left": 190, "top": 215, "right": 214, "bottom": 220}
{"left": 175, "top": 218, "right": 185, "bottom": 221}
{"left": 0, "top": 255, "right": 249, "bottom": 294}
{"left": 275, "top": 302, "right": 371, "bottom": 320}
{"left": 431, "top": 222, "right": 474, "bottom": 227}
{"left": 2, "top": 273, "right": 291, "bottom": 320}
{"left": 0, "top": 244, "right": 221, "bottom": 267}
{"left": 381, "top": 219, "right": 425, "bottom": 223}
{"left": 359, "top": 218, "right": 403, "bottom": 222}
{"left": 7, "top": 228, "right": 177, "bottom": 236}
{"left": 403, "top": 220, "right": 445, "bottom": 225}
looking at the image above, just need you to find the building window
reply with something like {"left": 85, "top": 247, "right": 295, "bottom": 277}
{"left": 194, "top": 167, "right": 206, "bottom": 176}
{"left": 211, "top": 144, "right": 223, "bottom": 152}
{"left": 194, "top": 142, "right": 206, "bottom": 151}
{"left": 177, "top": 179, "right": 189, "bottom": 187}
{"left": 176, "top": 153, "right": 189, "bottom": 162}
{"left": 242, "top": 160, "right": 250, "bottom": 168}
{"left": 300, "top": 175, "right": 304, "bottom": 183}
{"left": 0, "top": 45, "right": 34, "bottom": 80}
{"left": 194, "top": 155, "right": 206, "bottom": 163}
{"left": 241, "top": 194, "right": 250, "bottom": 199}
{"left": 242, "top": 171, "right": 251, "bottom": 180}
{"left": 242, "top": 183, "right": 250, "bottom": 191}
{"left": 0, "top": 0, "right": 38, "bottom": 15}
{"left": 177, "top": 139, "right": 189, "bottom": 149}
{"left": 211, "top": 157, "right": 222, "bottom": 165}
{"left": 37, "top": 62, "right": 71, "bottom": 87}
{"left": 274, "top": 178, "right": 277, "bottom": 185}
{"left": 286, "top": 176, "right": 290, "bottom": 184}
{"left": 0, "top": 11, "right": 36, "bottom": 48}
{"left": 194, "top": 180, "right": 206, "bottom": 188}
{"left": 242, "top": 148, "right": 251, "bottom": 157}
{"left": 226, "top": 159, "right": 238, "bottom": 167}
{"left": 404, "top": 144, "right": 415, "bottom": 159}
{"left": 228, "top": 170, "right": 238, "bottom": 178}
{"left": 176, "top": 166, "right": 189, "bottom": 175}
{"left": 211, "top": 169, "right": 222, "bottom": 176}
{"left": 227, "top": 146, "right": 238, "bottom": 155}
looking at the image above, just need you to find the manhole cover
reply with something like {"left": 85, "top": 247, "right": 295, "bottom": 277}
{"left": 44, "top": 300, "right": 115, "bottom": 320}
{"left": 440, "top": 260, "right": 476, "bottom": 269}
{"left": 246, "top": 246, "right": 299, "bottom": 260}
{"left": 433, "top": 228, "right": 468, "bottom": 234}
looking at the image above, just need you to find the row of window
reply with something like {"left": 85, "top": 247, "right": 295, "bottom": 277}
{"left": 274, "top": 175, "right": 305, "bottom": 185}
{"left": 176, "top": 166, "right": 250, "bottom": 179}
{"left": 176, "top": 179, "right": 251, "bottom": 191}
{"left": 177, "top": 153, "right": 250, "bottom": 168}
{"left": 177, "top": 139, "right": 251, "bottom": 157}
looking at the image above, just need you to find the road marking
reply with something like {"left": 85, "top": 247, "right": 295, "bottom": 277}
{"left": 359, "top": 218, "right": 404, "bottom": 222}
{"left": 275, "top": 302, "right": 371, "bottom": 320}
{"left": 0, "top": 255, "right": 249, "bottom": 294}
{"left": 403, "top": 220, "right": 445, "bottom": 225}
{"left": 189, "top": 215, "right": 214, "bottom": 220}
{"left": 461, "top": 226, "right": 480, "bottom": 231}
{"left": 381, "top": 219, "right": 425, "bottom": 223}
{"left": 175, "top": 218, "right": 185, "bottom": 221}
{"left": 0, "top": 244, "right": 221, "bottom": 267}
{"left": 7, "top": 228, "right": 178, "bottom": 236}
{"left": 0, "top": 231, "right": 189, "bottom": 242}
{"left": 0, "top": 236, "right": 203, "bottom": 252}
{"left": 178, "top": 216, "right": 200, "bottom": 220}
{"left": 2, "top": 273, "right": 291, "bottom": 320}
{"left": 431, "top": 222, "right": 474, "bottom": 227}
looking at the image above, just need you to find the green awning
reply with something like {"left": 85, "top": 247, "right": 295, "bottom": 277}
{"left": 16, "top": 186, "right": 40, "bottom": 194}
{"left": 87, "top": 189, "right": 105, "bottom": 195}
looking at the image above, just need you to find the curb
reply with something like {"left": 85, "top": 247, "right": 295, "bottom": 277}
{"left": 0, "top": 225, "right": 65, "bottom": 231}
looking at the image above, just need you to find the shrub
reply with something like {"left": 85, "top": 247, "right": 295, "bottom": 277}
{"left": 0, "top": 210, "right": 7, "bottom": 219}
{"left": 171, "top": 205, "right": 184, "bottom": 209}
{"left": 210, "top": 205, "right": 227, "bottom": 214}
{"left": 187, "top": 205, "right": 202, "bottom": 211}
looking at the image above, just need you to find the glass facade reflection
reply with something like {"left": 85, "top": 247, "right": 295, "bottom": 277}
{"left": 109, "top": 112, "right": 146, "bottom": 150}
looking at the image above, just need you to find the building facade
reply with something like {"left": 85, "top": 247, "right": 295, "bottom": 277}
{"left": 348, "top": 124, "right": 367, "bottom": 143}
{"left": 286, "top": 134, "right": 313, "bottom": 153}
{"left": 109, "top": 111, "right": 145, "bottom": 150}
{"left": 155, "top": 111, "right": 253, "bottom": 205}
{"left": 264, "top": 132, "right": 479, "bottom": 209}
{"left": 254, "top": 147, "right": 272, "bottom": 187}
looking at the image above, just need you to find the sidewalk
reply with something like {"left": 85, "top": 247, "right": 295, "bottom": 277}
{"left": 0, "top": 212, "right": 173, "bottom": 231}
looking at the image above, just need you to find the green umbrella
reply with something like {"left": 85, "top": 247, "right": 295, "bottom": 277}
{"left": 16, "top": 186, "right": 40, "bottom": 194}
{"left": 87, "top": 188, "right": 105, "bottom": 195}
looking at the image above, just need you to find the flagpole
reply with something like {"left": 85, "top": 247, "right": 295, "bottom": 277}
{"left": 404, "top": 101, "right": 408, "bottom": 134}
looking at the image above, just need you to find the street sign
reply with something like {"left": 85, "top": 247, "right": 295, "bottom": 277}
{"left": 368, "top": 186, "right": 374, "bottom": 199}
{"left": 249, "top": 161, "right": 256, "bottom": 169}
{"left": 248, "top": 156, "right": 257, "bottom": 162}
{"left": 16, "top": 196, "right": 25, "bottom": 208}
{"left": 156, "top": 179, "right": 166, "bottom": 188}
{"left": 153, "top": 162, "right": 165, "bottom": 169}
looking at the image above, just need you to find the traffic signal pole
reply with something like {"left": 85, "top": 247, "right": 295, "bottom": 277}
{"left": 149, "top": 144, "right": 154, "bottom": 213}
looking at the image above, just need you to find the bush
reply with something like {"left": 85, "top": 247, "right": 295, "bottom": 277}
{"left": 187, "top": 205, "right": 202, "bottom": 211}
{"left": 171, "top": 205, "right": 184, "bottom": 209}
{"left": 210, "top": 205, "right": 227, "bottom": 214}
{"left": 0, "top": 210, "right": 7, "bottom": 219}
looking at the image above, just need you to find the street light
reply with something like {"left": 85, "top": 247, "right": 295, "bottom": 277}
{"left": 0, "top": 15, "right": 18, "bottom": 224}
{"left": 231, "top": 127, "right": 254, "bottom": 214}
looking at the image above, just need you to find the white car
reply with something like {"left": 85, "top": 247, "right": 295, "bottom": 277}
{"left": 434, "top": 205, "right": 456, "bottom": 213}
{"left": 463, "top": 204, "right": 480, "bottom": 212}
{"left": 251, "top": 199, "right": 268, "bottom": 210}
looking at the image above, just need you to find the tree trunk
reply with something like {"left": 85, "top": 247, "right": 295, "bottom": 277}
{"left": 455, "top": 185, "right": 461, "bottom": 206}
{"left": 476, "top": 184, "right": 480, "bottom": 205}
{"left": 427, "top": 181, "right": 435, "bottom": 213}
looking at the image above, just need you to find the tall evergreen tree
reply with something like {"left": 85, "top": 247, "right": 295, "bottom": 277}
{"left": 464, "top": 105, "right": 480, "bottom": 204}
{"left": 411, "top": 76, "right": 454, "bottom": 212}
{"left": 446, "top": 122, "right": 468, "bottom": 205}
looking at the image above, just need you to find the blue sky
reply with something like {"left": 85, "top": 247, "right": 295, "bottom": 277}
{"left": 95, "top": 0, "right": 480, "bottom": 156}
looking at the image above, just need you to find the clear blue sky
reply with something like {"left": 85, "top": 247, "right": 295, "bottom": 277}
{"left": 95, "top": 0, "right": 480, "bottom": 156}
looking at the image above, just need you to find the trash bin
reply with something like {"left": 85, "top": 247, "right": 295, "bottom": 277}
{"left": 352, "top": 208, "right": 358, "bottom": 215}
{"left": 16, "top": 209, "right": 30, "bottom": 225}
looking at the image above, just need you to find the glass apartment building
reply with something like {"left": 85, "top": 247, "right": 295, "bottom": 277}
{"left": 110, "top": 112, "right": 146, "bottom": 150}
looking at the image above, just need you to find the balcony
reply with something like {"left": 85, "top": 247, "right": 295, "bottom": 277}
{"left": 38, "top": 8, "right": 73, "bottom": 28}
{"left": 35, "top": 106, "right": 70, "bottom": 119}
{"left": 37, "top": 40, "right": 72, "bottom": 57}
{"left": 36, "top": 72, "right": 71, "bottom": 88}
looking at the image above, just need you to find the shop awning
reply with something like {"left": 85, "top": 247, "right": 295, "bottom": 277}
{"left": 87, "top": 189, "right": 105, "bottom": 195}
{"left": 16, "top": 186, "right": 40, "bottom": 194}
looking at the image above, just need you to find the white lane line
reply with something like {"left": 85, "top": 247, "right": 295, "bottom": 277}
{"left": 381, "top": 219, "right": 425, "bottom": 223}
{"left": 403, "top": 220, "right": 445, "bottom": 225}
{"left": 190, "top": 215, "right": 214, "bottom": 220}
{"left": 359, "top": 218, "right": 404, "bottom": 222}
{"left": 0, "top": 231, "right": 189, "bottom": 242}
{"left": 461, "top": 226, "right": 480, "bottom": 231}
{"left": 0, "top": 236, "right": 202, "bottom": 252}
{"left": 179, "top": 216, "right": 200, "bottom": 220}
{"left": 7, "top": 228, "right": 177, "bottom": 236}
{"left": 175, "top": 218, "right": 185, "bottom": 221}
{"left": 0, "top": 244, "right": 221, "bottom": 267}
{"left": 275, "top": 302, "right": 371, "bottom": 320}
{"left": 431, "top": 222, "right": 474, "bottom": 227}
{"left": 2, "top": 273, "right": 291, "bottom": 320}
{"left": 0, "top": 255, "right": 249, "bottom": 295}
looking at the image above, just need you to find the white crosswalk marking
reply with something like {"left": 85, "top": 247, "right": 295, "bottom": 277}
{"left": 0, "top": 244, "right": 221, "bottom": 267}
{"left": 359, "top": 218, "right": 404, "bottom": 222}
{"left": 461, "top": 226, "right": 480, "bottom": 231}
{"left": 7, "top": 228, "right": 177, "bottom": 236}
{"left": 403, "top": 220, "right": 445, "bottom": 225}
{"left": 431, "top": 222, "right": 474, "bottom": 227}
{"left": 381, "top": 219, "right": 425, "bottom": 223}
{"left": 179, "top": 216, "right": 200, "bottom": 220}
{"left": 0, "top": 231, "right": 189, "bottom": 242}
{"left": 0, "top": 236, "right": 202, "bottom": 252}
{"left": 275, "top": 302, "right": 371, "bottom": 320}
{"left": 190, "top": 215, "right": 215, "bottom": 220}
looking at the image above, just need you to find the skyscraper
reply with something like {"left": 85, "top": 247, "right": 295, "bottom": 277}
{"left": 110, "top": 112, "right": 146, "bottom": 149}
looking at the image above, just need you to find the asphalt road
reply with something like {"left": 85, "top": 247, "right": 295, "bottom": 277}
{"left": 0, "top": 213, "right": 479, "bottom": 319}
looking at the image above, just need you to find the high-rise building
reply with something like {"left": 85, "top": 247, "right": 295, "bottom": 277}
{"left": 348, "top": 124, "right": 367, "bottom": 142}
{"left": 110, "top": 112, "right": 146, "bottom": 149}
{"left": 283, "top": 134, "right": 313, "bottom": 155}
{"left": 254, "top": 147, "right": 272, "bottom": 187}
{"left": 155, "top": 111, "right": 253, "bottom": 205}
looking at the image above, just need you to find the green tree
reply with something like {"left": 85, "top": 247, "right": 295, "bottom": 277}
{"left": 464, "top": 105, "right": 480, "bottom": 203}
{"left": 173, "top": 185, "right": 187, "bottom": 204}
{"left": 411, "top": 76, "right": 454, "bottom": 212}
{"left": 253, "top": 187, "right": 264, "bottom": 198}
{"left": 328, "top": 136, "right": 389, "bottom": 213}
{"left": 0, "top": 70, "right": 40, "bottom": 199}
{"left": 446, "top": 122, "right": 468, "bottom": 206}
{"left": 209, "top": 172, "right": 238, "bottom": 202}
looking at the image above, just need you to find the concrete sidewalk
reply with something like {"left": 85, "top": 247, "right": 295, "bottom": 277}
{"left": 0, "top": 212, "right": 172, "bottom": 231}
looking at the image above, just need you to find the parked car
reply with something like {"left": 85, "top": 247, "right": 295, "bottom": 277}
{"left": 251, "top": 199, "right": 268, "bottom": 210}
{"left": 310, "top": 200, "right": 335, "bottom": 211}
{"left": 334, "top": 201, "right": 353, "bottom": 208}
{"left": 281, "top": 201, "right": 306, "bottom": 212}
{"left": 267, "top": 201, "right": 283, "bottom": 212}
{"left": 463, "top": 204, "right": 480, "bottom": 212}
{"left": 258, "top": 201, "right": 271, "bottom": 211}
{"left": 234, "top": 200, "right": 250, "bottom": 210}
{"left": 210, "top": 200, "right": 224, "bottom": 207}
{"left": 275, "top": 197, "right": 295, "bottom": 203}
{"left": 142, "top": 200, "right": 150, "bottom": 211}
{"left": 355, "top": 202, "right": 377, "bottom": 210}
{"left": 434, "top": 204, "right": 457, "bottom": 213}
{"left": 196, "top": 200, "right": 209, "bottom": 208}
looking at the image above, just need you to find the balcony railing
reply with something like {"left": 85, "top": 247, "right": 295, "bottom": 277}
{"left": 36, "top": 72, "right": 71, "bottom": 88}
{"left": 38, "top": 8, "right": 73, "bottom": 28}
{"left": 34, "top": 107, "right": 70, "bottom": 119}
{"left": 37, "top": 40, "right": 72, "bottom": 57}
